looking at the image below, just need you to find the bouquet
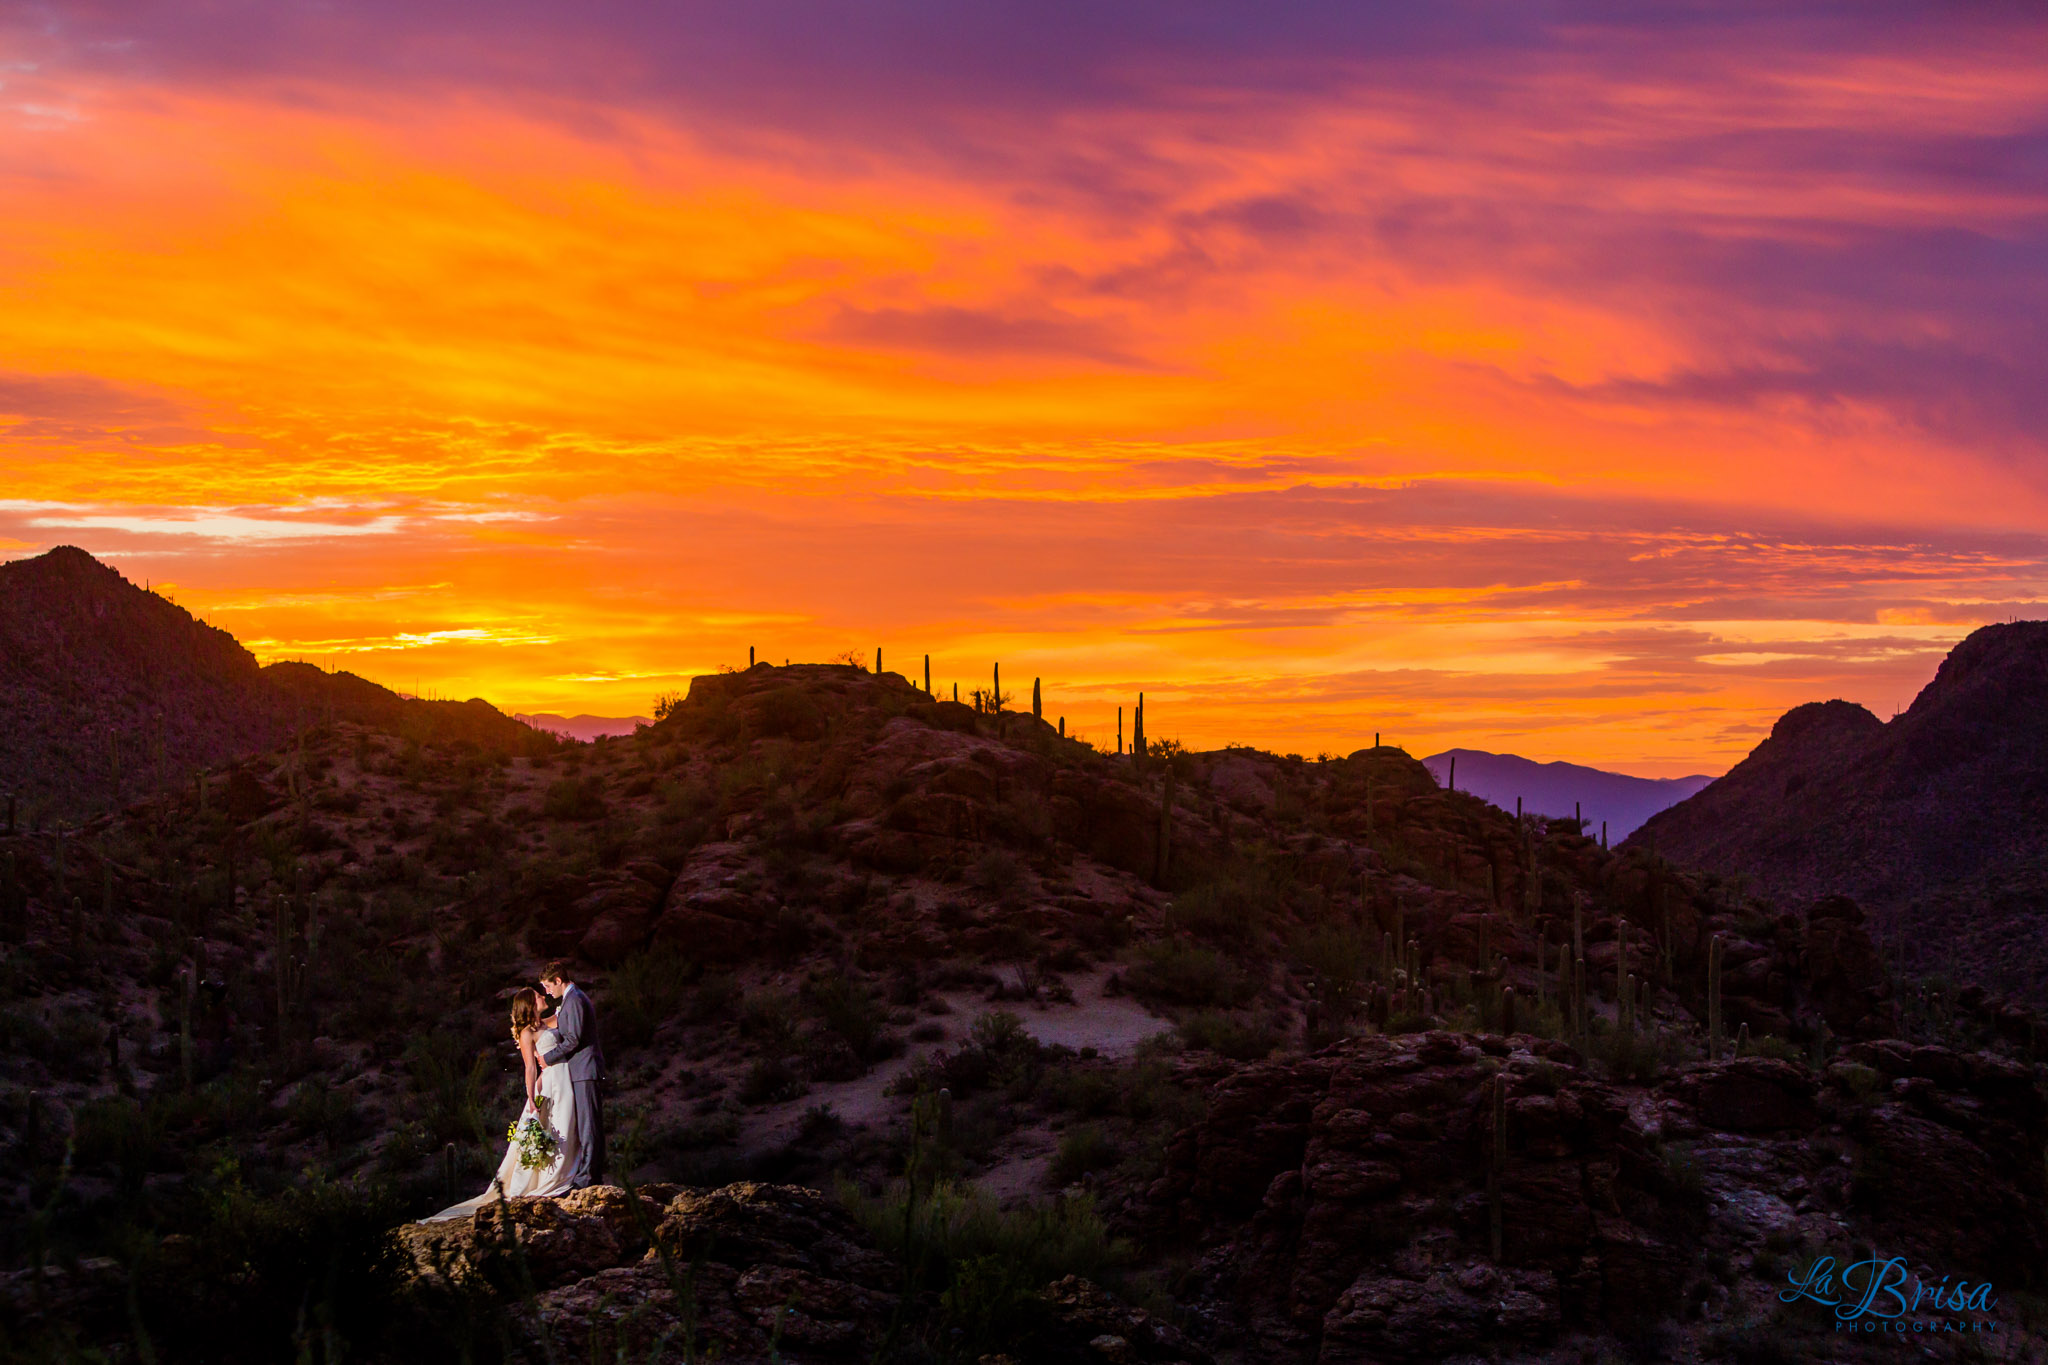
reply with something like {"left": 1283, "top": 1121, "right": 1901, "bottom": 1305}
{"left": 507, "top": 1114, "right": 561, "bottom": 1171}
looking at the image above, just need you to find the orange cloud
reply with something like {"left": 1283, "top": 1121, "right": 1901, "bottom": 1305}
{"left": 3, "top": 23, "right": 2047, "bottom": 774}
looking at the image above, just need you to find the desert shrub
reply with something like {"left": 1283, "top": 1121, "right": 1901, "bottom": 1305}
{"left": 947, "top": 1091, "right": 1016, "bottom": 1161}
{"left": 126, "top": 1168, "right": 411, "bottom": 1361}
{"left": 739, "top": 1055, "right": 806, "bottom": 1105}
{"left": 1829, "top": 1061, "right": 1884, "bottom": 1101}
{"left": 404, "top": 1032, "right": 499, "bottom": 1146}
{"left": 1656, "top": 1143, "right": 1703, "bottom": 1210}
{"left": 1177, "top": 1011, "right": 1278, "bottom": 1061}
{"left": 0, "top": 1006, "right": 106, "bottom": 1082}
{"left": 1037, "top": 1064, "right": 1120, "bottom": 1118}
{"left": 739, "top": 989, "right": 801, "bottom": 1052}
{"left": 70, "top": 1095, "right": 160, "bottom": 1188}
{"left": 1050, "top": 1124, "right": 1119, "bottom": 1184}
{"left": 1168, "top": 866, "right": 1284, "bottom": 945}
{"left": 1582, "top": 1021, "right": 1691, "bottom": 1082}
{"left": 605, "top": 945, "right": 698, "bottom": 1048}
{"left": 888, "top": 1010, "right": 1056, "bottom": 1099}
{"left": 1290, "top": 924, "right": 1374, "bottom": 1015}
{"left": 803, "top": 971, "right": 885, "bottom": 1062}
{"left": 286, "top": 1076, "right": 366, "bottom": 1144}
{"left": 691, "top": 971, "right": 740, "bottom": 1023}
{"left": 796, "top": 1103, "right": 845, "bottom": 1145}
{"left": 1123, "top": 941, "right": 1250, "bottom": 1009}
{"left": 847, "top": 1179, "right": 1125, "bottom": 1285}
{"left": 1742, "top": 1033, "right": 1807, "bottom": 1065}
{"left": 940, "top": 1254, "right": 1049, "bottom": 1361}
{"left": 969, "top": 848, "right": 1027, "bottom": 902}
{"left": 541, "top": 775, "right": 607, "bottom": 821}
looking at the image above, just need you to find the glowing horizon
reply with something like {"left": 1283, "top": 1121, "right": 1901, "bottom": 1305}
{"left": 5, "top": 5, "right": 2046, "bottom": 778}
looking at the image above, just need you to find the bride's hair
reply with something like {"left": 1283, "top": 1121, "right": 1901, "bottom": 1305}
{"left": 508, "top": 987, "right": 543, "bottom": 1039}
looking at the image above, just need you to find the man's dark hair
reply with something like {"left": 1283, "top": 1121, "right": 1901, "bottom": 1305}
{"left": 540, "top": 959, "right": 576, "bottom": 985}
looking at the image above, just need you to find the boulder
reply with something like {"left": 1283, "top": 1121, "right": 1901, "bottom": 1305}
{"left": 1802, "top": 894, "right": 1892, "bottom": 1035}
{"left": 1147, "top": 1033, "right": 1702, "bottom": 1355}
{"left": 397, "top": 1183, "right": 679, "bottom": 1290}
{"left": 1667, "top": 1057, "right": 1818, "bottom": 1133}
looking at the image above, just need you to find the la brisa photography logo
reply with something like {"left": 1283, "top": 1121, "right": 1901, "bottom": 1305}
{"left": 1781, "top": 1251, "right": 1998, "bottom": 1337}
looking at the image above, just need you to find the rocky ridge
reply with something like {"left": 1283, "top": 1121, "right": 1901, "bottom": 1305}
{"left": 0, "top": 616, "right": 2043, "bottom": 1360}
{"left": 1630, "top": 620, "right": 2048, "bottom": 997}
{"left": 0, "top": 545, "right": 549, "bottom": 821}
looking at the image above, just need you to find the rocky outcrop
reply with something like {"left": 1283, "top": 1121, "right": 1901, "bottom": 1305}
{"left": 399, "top": 1183, "right": 1207, "bottom": 1364}
{"left": 1141, "top": 1033, "right": 2048, "bottom": 1363}
{"left": 1666, "top": 1057, "right": 1818, "bottom": 1133}
{"left": 1798, "top": 895, "right": 1893, "bottom": 1035}
{"left": 1148, "top": 1032, "right": 1704, "bottom": 1361}
{"left": 0, "top": 546, "right": 550, "bottom": 820}
{"left": 1629, "top": 621, "right": 2048, "bottom": 998}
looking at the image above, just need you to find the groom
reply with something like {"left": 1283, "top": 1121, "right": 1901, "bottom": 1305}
{"left": 538, "top": 960, "right": 607, "bottom": 1187}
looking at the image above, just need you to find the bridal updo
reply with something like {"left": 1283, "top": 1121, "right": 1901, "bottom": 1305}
{"left": 509, "top": 987, "right": 543, "bottom": 1039}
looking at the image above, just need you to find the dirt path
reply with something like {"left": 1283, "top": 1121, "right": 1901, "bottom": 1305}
{"left": 736, "top": 966, "right": 1171, "bottom": 1152}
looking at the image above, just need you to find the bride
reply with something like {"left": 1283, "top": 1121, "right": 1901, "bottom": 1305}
{"left": 422, "top": 986, "right": 588, "bottom": 1221}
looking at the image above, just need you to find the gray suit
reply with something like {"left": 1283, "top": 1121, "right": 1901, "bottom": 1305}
{"left": 541, "top": 983, "right": 606, "bottom": 1186}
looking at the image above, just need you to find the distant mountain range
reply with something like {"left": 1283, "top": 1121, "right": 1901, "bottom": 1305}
{"left": 514, "top": 713, "right": 649, "bottom": 742}
{"left": 1421, "top": 749, "right": 1715, "bottom": 842}
{"left": 0, "top": 546, "right": 551, "bottom": 822}
{"left": 1628, "top": 621, "right": 2048, "bottom": 997}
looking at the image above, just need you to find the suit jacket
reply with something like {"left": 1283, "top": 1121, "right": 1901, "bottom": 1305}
{"left": 541, "top": 984, "right": 605, "bottom": 1084}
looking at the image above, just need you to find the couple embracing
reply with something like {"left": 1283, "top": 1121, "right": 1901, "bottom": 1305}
{"left": 425, "top": 960, "right": 606, "bottom": 1222}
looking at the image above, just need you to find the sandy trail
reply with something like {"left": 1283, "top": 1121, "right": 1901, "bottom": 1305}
{"left": 737, "top": 966, "right": 1171, "bottom": 1152}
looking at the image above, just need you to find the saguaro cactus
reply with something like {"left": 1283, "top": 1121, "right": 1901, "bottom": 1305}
{"left": 1154, "top": 763, "right": 1175, "bottom": 888}
{"left": 1707, "top": 934, "right": 1725, "bottom": 1061}
{"left": 1133, "top": 693, "right": 1146, "bottom": 762}
{"left": 179, "top": 967, "right": 195, "bottom": 1090}
{"left": 1117, "top": 707, "right": 1123, "bottom": 754}
{"left": 749, "top": 646, "right": 755, "bottom": 668}
{"left": 924, "top": 654, "right": 931, "bottom": 695}
{"left": 1058, "top": 717, "right": 1065, "bottom": 738}
{"left": 1032, "top": 678, "right": 1042, "bottom": 721}
{"left": 876, "top": 647, "right": 882, "bottom": 675}
{"left": 1616, "top": 916, "right": 1629, "bottom": 1005}
{"left": 1488, "top": 1073, "right": 1507, "bottom": 1261}
{"left": 992, "top": 663, "right": 1001, "bottom": 714}
{"left": 1501, "top": 985, "right": 1516, "bottom": 1035}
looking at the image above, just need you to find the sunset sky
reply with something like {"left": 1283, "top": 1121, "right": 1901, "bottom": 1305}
{"left": 4, "top": 3, "right": 2046, "bottom": 775}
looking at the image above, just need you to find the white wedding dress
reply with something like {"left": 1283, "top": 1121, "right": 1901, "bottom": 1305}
{"left": 422, "top": 1027, "right": 588, "bottom": 1222}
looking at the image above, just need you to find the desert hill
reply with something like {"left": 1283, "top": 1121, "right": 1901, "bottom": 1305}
{"left": 3, "top": 654, "right": 2042, "bottom": 1361}
{"left": 1629, "top": 620, "right": 2048, "bottom": 996}
{"left": 0, "top": 546, "right": 550, "bottom": 823}
{"left": 1422, "top": 747, "right": 1714, "bottom": 841}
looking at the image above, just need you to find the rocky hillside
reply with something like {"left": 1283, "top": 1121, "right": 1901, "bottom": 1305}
{"left": 1, "top": 659, "right": 2041, "bottom": 1361}
{"left": 0, "top": 546, "right": 550, "bottom": 822}
{"left": 1629, "top": 620, "right": 2048, "bottom": 997}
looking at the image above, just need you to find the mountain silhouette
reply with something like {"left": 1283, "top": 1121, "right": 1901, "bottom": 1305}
{"left": 1629, "top": 620, "right": 2048, "bottom": 995}
{"left": 1421, "top": 748, "right": 1714, "bottom": 842}
{"left": 514, "top": 712, "right": 649, "bottom": 741}
{"left": 0, "top": 545, "right": 549, "bottom": 822}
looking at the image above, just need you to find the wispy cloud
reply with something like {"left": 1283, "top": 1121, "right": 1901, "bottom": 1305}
{"left": 2, "top": 4, "right": 2044, "bottom": 768}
